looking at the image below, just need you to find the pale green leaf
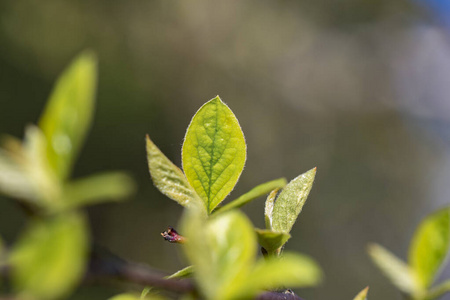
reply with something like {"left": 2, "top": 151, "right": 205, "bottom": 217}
{"left": 109, "top": 293, "right": 166, "bottom": 300}
{"left": 426, "top": 280, "right": 450, "bottom": 300}
{"left": 182, "top": 209, "right": 255, "bottom": 300}
{"left": 166, "top": 266, "right": 194, "bottom": 279}
{"left": 0, "top": 149, "right": 36, "bottom": 200}
{"left": 265, "top": 188, "right": 279, "bottom": 230}
{"left": 182, "top": 96, "right": 246, "bottom": 213}
{"left": 59, "top": 172, "right": 135, "bottom": 211}
{"left": 353, "top": 287, "right": 369, "bottom": 300}
{"left": 368, "top": 243, "right": 416, "bottom": 294}
{"left": 213, "top": 178, "right": 286, "bottom": 214}
{"left": 255, "top": 228, "right": 291, "bottom": 254}
{"left": 146, "top": 135, "right": 202, "bottom": 208}
{"left": 225, "top": 253, "right": 322, "bottom": 299}
{"left": 10, "top": 213, "right": 89, "bottom": 300}
{"left": 409, "top": 207, "right": 450, "bottom": 289}
{"left": 23, "top": 125, "right": 61, "bottom": 205}
{"left": 39, "top": 51, "right": 97, "bottom": 180}
{"left": 272, "top": 168, "right": 316, "bottom": 233}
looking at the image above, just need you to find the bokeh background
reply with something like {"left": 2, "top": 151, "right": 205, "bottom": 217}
{"left": 2, "top": 0, "right": 450, "bottom": 299}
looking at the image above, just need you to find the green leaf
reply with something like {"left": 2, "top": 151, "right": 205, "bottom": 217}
{"left": 182, "top": 209, "right": 255, "bottom": 300}
{"left": 409, "top": 207, "right": 450, "bottom": 290}
{"left": 353, "top": 287, "right": 369, "bottom": 300}
{"left": 182, "top": 96, "right": 246, "bottom": 213}
{"left": 426, "top": 280, "right": 450, "bottom": 300}
{"left": 367, "top": 243, "right": 416, "bottom": 294}
{"left": 59, "top": 172, "right": 135, "bottom": 211}
{"left": 109, "top": 293, "right": 166, "bottom": 300}
{"left": 271, "top": 168, "right": 316, "bottom": 233}
{"left": 23, "top": 125, "right": 61, "bottom": 205}
{"left": 10, "top": 213, "right": 89, "bottom": 300}
{"left": 226, "top": 253, "right": 322, "bottom": 299}
{"left": 39, "top": 51, "right": 97, "bottom": 180}
{"left": 265, "top": 188, "right": 279, "bottom": 230}
{"left": 213, "top": 178, "right": 286, "bottom": 214}
{"left": 0, "top": 149, "right": 36, "bottom": 200}
{"left": 255, "top": 228, "right": 291, "bottom": 254}
{"left": 166, "top": 266, "right": 194, "bottom": 279}
{"left": 146, "top": 135, "right": 202, "bottom": 208}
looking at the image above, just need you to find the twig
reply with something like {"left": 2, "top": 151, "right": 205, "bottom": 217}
{"left": 87, "top": 248, "right": 305, "bottom": 299}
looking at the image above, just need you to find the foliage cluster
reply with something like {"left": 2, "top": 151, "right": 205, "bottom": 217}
{"left": 0, "top": 52, "right": 449, "bottom": 300}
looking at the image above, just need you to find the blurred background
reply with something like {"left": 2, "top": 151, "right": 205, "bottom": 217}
{"left": 1, "top": 0, "right": 450, "bottom": 299}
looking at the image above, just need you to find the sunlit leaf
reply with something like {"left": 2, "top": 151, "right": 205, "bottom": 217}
{"left": 39, "top": 51, "right": 97, "bottom": 180}
{"left": 59, "top": 172, "right": 135, "bottom": 211}
{"left": 409, "top": 207, "right": 450, "bottom": 289}
{"left": 182, "top": 209, "right": 255, "bottom": 300}
{"left": 23, "top": 125, "right": 62, "bottom": 205}
{"left": 271, "top": 168, "right": 316, "bottom": 233}
{"left": 353, "top": 287, "right": 369, "bottom": 300}
{"left": 368, "top": 243, "right": 416, "bottom": 294}
{"left": 146, "top": 135, "right": 202, "bottom": 208}
{"left": 225, "top": 253, "right": 322, "bottom": 299}
{"left": 10, "top": 213, "right": 89, "bottom": 300}
{"left": 0, "top": 149, "right": 36, "bottom": 200}
{"left": 109, "top": 293, "right": 166, "bottom": 300}
{"left": 213, "top": 178, "right": 286, "bottom": 214}
{"left": 265, "top": 188, "right": 279, "bottom": 230}
{"left": 166, "top": 266, "right": 194, "bottom": 279}
{"left": 255, "top": 228, "right": 290, "bottom": 254}
{"left": 182, "top": 96, "right": 246, "bottom": 213}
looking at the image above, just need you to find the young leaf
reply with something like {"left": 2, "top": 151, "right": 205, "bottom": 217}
{"left": 409, "top": 207, "right": 450, "bottom": 290}
{"left": 255, "top": 228, "right": 291, "bottom": 254}
{"left": 271, "top": 168, "right": 316, "bottom": 233}
{"left": 39, "top": 51, "right": 97, "bottom": 180}
{"left": 147, "top": 135, "right": 202, "bottom": 208}
{"left": 265, "top": 188, "right": 279, "bottom": 230}
{"left": 225, "top": 253, "right": 322, "bottom": 299}
{"left": 182, "top": 209, "right": 255, "bottom": 300}
{"left": 23, "top": 125, "right": 61, "bottom": 205}
{"left": 367, "top": 243, "right": 416, "bottom": 294}
{"left": 10, "top": 213, "right": 89, "bottom": 300}
{"left": 213, "top": 178, "right": 286, "bottom": 214}
{"left": 353, "top": 287, "right": 369, "bottom": 300}
{"left": 60, "top": 171, "right": 135, "bottom": 210}
{"left": 0, "top": 149, "right": 36, "bottom": 200}
{"left": 165, "top": 265, "right": 194, "bottom": 279}
{"left": 182, "top": 96, "right": 246, "bottom": 213}
{"left": 109, "top": 293, "right": 166, "bottom": 300}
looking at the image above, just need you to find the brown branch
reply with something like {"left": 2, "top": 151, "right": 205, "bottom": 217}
{"left": 87, "top": 246, "right": 194, "bottom": 294}
{"left": 87, "top": 247, "right": 305, "bottom": 299}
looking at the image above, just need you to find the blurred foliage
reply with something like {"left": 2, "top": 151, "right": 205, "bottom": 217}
{"left": 369, "top": 207, "right": 450, "bottom": 299}
{"left": 0, "top": 52, "right": 135, "bottom": 299}
{"left": 0, "top": 0, "right": 449, "bottom": 299}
